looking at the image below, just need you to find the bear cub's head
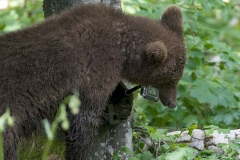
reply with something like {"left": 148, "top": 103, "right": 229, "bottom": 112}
{"left": 147, "top": 6, "right": 186, "bottom": 108}
{"left": 125, "top": 6, "right": 187, "bottom": 108}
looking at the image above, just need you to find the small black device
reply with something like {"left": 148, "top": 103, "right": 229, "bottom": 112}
{"left": 125, "top": 85, "right": 159, "bottom": 102}
{"left": 140, "top": 85, "right": 159, "bottom": 102}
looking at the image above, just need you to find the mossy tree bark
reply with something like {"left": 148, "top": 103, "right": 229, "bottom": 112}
{"left": 43, "top": 1, "right": 133, "bottom": 159}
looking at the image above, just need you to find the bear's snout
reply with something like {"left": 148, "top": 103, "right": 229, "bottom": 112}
{"left": 159, "top": 89, "right": 177, "bottom": 108}
{"left": 160, "top": 98, "right": 176, "bottom": 108}
{"left": 167, "top": 101, "right": 176, "bottom": 108}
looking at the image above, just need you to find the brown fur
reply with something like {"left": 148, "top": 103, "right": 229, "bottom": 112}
{"left": 0, "top": 4, "right": 186, "bottom": 160}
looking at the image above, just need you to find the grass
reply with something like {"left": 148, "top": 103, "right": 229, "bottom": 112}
{"left": 18, "top": 134, "right": 65, "bottom": 160}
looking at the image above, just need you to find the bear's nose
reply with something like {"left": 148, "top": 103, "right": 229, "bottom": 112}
{"left": 168, "top": 101, "right": 176, "bottom": 108}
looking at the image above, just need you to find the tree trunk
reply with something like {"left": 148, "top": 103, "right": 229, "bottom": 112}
{"left": 43, "top": 1, "right": 133, "bottom": 159}
{"left": 43, "top": 0, "right": 121, "bottom": 18}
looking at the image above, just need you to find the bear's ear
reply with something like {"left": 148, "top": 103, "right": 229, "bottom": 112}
{"left": 145, "top": 41, "right": 167, "bottom": 64}
{"left": 160, "top": 6, "right": 183, "bottom": 36}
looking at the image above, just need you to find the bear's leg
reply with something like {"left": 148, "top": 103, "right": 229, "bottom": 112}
{"left": 65, "top": 96, "right": 109, "bottom": 160}
{"left": 3, "top": 128, "right": 19, "bottom": 160}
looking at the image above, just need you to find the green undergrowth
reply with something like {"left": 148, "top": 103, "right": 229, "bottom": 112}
{"left": 18, "top": 135, "right": 65, "bottom": 160}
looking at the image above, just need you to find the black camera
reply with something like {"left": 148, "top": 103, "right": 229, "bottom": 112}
{"left": 125, "top": 85, "right": 159, "bottom": 102}
{"left": 140, "top": 85, "right": 159, "bottom": 102}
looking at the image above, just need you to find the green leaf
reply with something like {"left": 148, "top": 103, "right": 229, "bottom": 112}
{"left": 0, "top": 23, "right": 6, "bottom": 31}
{"left": 223, "top": 113, "right": 233, "bottom": 125}
{"left": 158, "top": 147, "right": 196, "bottom": 160}
{"left": 202, "top": 1, "right": 211, "bottom": 11}
{"left": 182, "top": 115, "right": 198, "bottom": 127}
{"left": 214, "top": 113, "right": 224, "bottom": 123}
{"left": 226, "top": 59, "right": 236, "bottom": 69}
{"left": 129, "top": 157, "right": 140, "bottom": 160}
{"left": 217, "top": 128, "right": 230, "bottom": 134}
{"left": 203, "top": 125, "right": 219, "bottom": 136}
{"left": 112, "top": 150, "right": 121, "bottom": 160}
{"left": 148, "top": 126, "right": 155, "bottom": 133}
{"left": 204, "top": 128, "right": 215, "bottom": 137}
{"left": 204, "top": 43, "right": 214, "bottom": 49}
{"left": 150, "top": 129, "right": 168, "bottom": 141}
{"left": 121, "top": 146, "right": 133, "bottom": 156}
{"left": 188, "top": 124, "right": 198, "bottom": 135}
{"left": 189, "top": 80, "right": 218, "bottom": 106}
{"left": 139, "top": 151, "right": 153, "bottom": 160}
{"left": 203, "top": 125, "right": 219, "bottom": 130}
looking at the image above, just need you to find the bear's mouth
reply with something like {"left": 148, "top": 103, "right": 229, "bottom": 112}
{"left": 159, "top": 97, "right": 176, "bottom": 108}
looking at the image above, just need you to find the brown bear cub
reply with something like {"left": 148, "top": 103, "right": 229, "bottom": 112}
{"left": 0, "top": 4, "right": 186, "bottom": 160}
